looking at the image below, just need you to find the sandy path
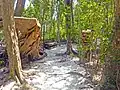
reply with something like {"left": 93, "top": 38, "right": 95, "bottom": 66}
{"left": 0, "top": 45, "right": 99, "bottom": 90}
{"left": 25, "top": 45, "right": 96, "bottom": 90}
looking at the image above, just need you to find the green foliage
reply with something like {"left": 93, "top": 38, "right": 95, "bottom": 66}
{"left": 23, "top": 0, "right": 66, "bottom": 41}
{"left": 74, "top": 0, "right": 114, "bottom": 63}
{"left": 23, "top": 0, "right": 114, "bottom": 63}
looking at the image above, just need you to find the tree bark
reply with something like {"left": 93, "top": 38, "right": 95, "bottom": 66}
{"left": 57, "top": 0, "right": 60, "bottom": 45}
{"left": 2, "top": 0, "right": 24, "bottom": 84}
{"left": 15, "top": 17, "right": 41, "bottom": 60}
{"left": 14, "top": 0, "right": 26, "bottom": 16}
{"left": 112, "top": 0, "right": 120, "bottom": 88}
{"left": 65, "top": 0, "right": 72, "bottom": 54}
{"left": 65, "top": 0, "right": 78, "bottom": 55}
{"left": 103, "top": 0, "right": 120, "bottom": 89}
{"left": 114, "top": 0, "right": 120, "bottom": 49}
{"left": 71, "top": 0, "right": 74, "bottom": 40}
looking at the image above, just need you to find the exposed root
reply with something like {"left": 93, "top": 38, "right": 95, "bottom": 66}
{"left": 43, "top": 42, "right": 57, "bottom": 49}
{"left": 64, "top": 47, "right": 79, "bottom": 56}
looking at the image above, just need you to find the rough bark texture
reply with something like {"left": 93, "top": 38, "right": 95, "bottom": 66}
{"left": 14, "top": 0, "right": 26, "bottom": 16}
{"left": 2, "top": 0, "right": 24, "bottom": 84}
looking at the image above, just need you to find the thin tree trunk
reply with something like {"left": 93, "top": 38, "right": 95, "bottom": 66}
{"left": 65, "top": 0, "right": 72, "bottom": 54}
{"left": 14, "top": 0, "right": 26, "bottom": 16}
{"left": 42, "top": 9, "right": 45, "bottom": 51}
{"left": 64, "top": 0, "right": 78, "bottom": 55}
{"left": 71, "top": 0, "right": 74, "bottom": 40}
{"left": 2, "top": 0, "right": 24, "bottom": 84}
{"left": 57, "top": 0, "right": 60, "bottom": 45}
{"left": 49, "top": 0, "right": 54, "bottom": 40}
{"left": 14, "top": 0, "right": 16, "bottom": 5}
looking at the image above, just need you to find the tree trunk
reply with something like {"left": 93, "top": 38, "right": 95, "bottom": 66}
{"left": 70, "top": 0, "right": 74, "bottom": 41}
{"left": 112, "top": 0, "right": 120, "bottom": 89}
{"left": 114, "top": 0, "right": 120, "bottom": 49}
{"left": 14, "top": 0, "right": 26, "bottom": 16}
{"left": 15, "top": 17, "right": 41, "bottom": 60}
{"left": 64, "top": 0, "right": 78, "bottom": 55}
{"left": 2, "top": 0, "right": 24, "bottom": 84}
{"left": 65, "top": 0, "right": 72, "bottom": 55}
{"left": 57, "top": 0, "right": 60, "bottom": 45}
{"left": 14, "top": 0, "right": 16, "bottom": 5}
{"left": 42, "top": 9, "right": 45, "bottom": 51}
{"left": 103, "top": 0, "right": 120, "bottom": 89}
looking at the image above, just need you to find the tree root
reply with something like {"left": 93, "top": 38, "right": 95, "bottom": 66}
{"left": 33, "top": 52, "right": 47, "bottom": 61}
{"left": 64, "top": 47, "right": 79, "bottom": 56}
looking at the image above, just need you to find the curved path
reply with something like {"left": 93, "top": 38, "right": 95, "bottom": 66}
{"left": 0, "top": 45, "right": 99, "bottom": 90}
{"left": 25, "top": 45, "right": 97, "bottom": 90}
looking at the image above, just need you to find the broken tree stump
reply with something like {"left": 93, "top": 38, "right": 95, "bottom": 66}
{"left": 14, "top": 17, "right": 42, "bottom": 59}
{"left": 81, "top": 29, "right": 94, "bottom": 60}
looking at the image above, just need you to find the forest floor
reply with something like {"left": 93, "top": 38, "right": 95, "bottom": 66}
{"left": 0, "top": 44, "right": 101, "bottom": 90}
